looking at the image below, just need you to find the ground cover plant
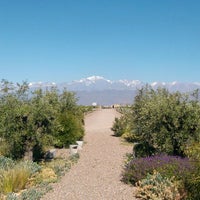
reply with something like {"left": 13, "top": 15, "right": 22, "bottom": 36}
{"left": 0, "top": 154, "right": 80, "bottom": 199}
{"left": 136, "top": 171, "right": 182, "bottom": 200}
{"left": 0, "top": 156, "right": 41, "bottom": 197}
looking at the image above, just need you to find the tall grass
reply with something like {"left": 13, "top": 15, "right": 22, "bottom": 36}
{"left": 0, "top": 167, "right": 30, "bottom": 193}
{"left": 0, "top": 157, "right": 41, "bottom": 195}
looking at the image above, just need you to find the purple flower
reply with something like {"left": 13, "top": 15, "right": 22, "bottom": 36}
{"left": 122, "top": 154, "right": 195, "bottom": 185}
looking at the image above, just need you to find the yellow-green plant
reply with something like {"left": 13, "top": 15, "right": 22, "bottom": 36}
{"left": 0, "top": 166, "right": 31, "bottom": 194}
{"left": 0, "top": 159, "right": 41, "bottom": 195}
{"left": 32, "top": 168, "right": 57, "bottom": 184}
{"left": 184, "top": 141, "right": 200, "bottom": 160}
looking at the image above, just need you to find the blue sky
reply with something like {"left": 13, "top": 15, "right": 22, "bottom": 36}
{"left": 0, "top": 0, "right": 200, "bottom": 83}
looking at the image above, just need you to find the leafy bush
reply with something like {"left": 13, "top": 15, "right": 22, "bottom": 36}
{"left": 182, "top": 160, "right": 200, "bottom": 200}
{"left": 121, "top": 132, "right": 136, "bottom": 142}
{"left": 54, "top": 112, "right": 84, "bottom": 148}
{"left": 44, "top": 158, "right": 71, "bottom": 177}
{"left": 33, "top": 168, "right": 57, "bottom": 184}
{"left": 0, "top": 156, "right": 15, "bottom": 170}
{"left": 6, "top": 193, "right": 18, "bottom": 200}
{"left": 136, "top": 171, "right": 182, "bottom": 200}
{"left": 111, "top": 117, "right": 126, "bottom": 137}
{"left": 123, "top": 154, "right": 200, "bottom": 199}
{"left": 44, "top": 154, "right": 79, "bottom": 177}
{"left": 130, "top": 87, "right": 200, "bottom": 156}
{"left": 17, "top": 160, "right": 41, "bottom": 176}
{"left": 184, "top": 141, "right": 200, "bottom": 160}
{"left": 5, "top": 182, "right": 53, "bottom": 200}
{"left": 0, "top": 81, "right": 85, "bottom": 160}
{"left": 122, "top": 154, "right": 194, "bottom": 185}
{"left": 133, "top": 142, "right": 157, "bottom": 158}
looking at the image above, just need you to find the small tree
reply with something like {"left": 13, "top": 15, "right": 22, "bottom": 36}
{"left": 130, "top": 86, "right": 200, "bottom": 156}
{"left": 0, "top": 81, "right": 85, "bottom": 160}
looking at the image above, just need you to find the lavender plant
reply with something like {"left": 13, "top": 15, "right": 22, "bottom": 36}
{"left": 122, "top": 154, "right": 194, "bottom": 185}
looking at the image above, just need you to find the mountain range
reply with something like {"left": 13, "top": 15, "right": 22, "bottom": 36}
{"left": 28, "top": 76, "right": 200, "bottom": 105}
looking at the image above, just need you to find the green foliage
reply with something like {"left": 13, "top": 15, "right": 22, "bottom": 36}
{"left": 184, "top": 141, "right": 200, "bottom": 160}
{"left": 54, "top": 112, "right": 84, "bottom": 148}
{"left": 43, "top": 158, "right": 71, "bottom": 177}
{"left": 80, "top": 105, "right": 93, "bottom": 115}
{"left": 42, "top": 154, "right": 79, "bottom": 178}
{"left": 0, "top": 80, "right": 85, "bottom": 160}
{"left": 0, "top": 156, "right": 15, "bottom": 170}
{"left": 133, "top": 142, "right": 157, "bottom": 158}
{"left": 111, "top": 117, "right": 126, "bottom": 137}
{"left": 0, "top": 153, "right": 79, "bottom": 199}
{"left": 183, "top": 159, "right": 200, "bottom": 200}
{"left": 183, "top": 141, "right": 200, "bottom": 199}
{"left": 1, "top": 167, "right": 30, "bottom": 193}
{"left": 123, "top": 153, "right": 200, "bottom": 199}
{"left": 136, "top": 171, "right": 182, "bottom": 200}
{"left": 6, "top": 193, "right": 18, "bottom": 200}
{"left": 20, "top": 183, "right": 52, "bottom": 200}
{"left": 5, "top": 182, "right": 52, "bottom": 200}
{"left": 118, "top": 87, "right": 200, "bottom": 199}
{"left": 16, "top": 160, "right": 41, "bottom": 176}
{"left": 130, "top": 86, "right": 200, "bottom": 156}
{"left": 112, "top": 107, "right": 134, "bottom": 141}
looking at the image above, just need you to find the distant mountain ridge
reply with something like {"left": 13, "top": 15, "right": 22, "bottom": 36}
{"left": 28, "top": 76, "right": 200, "bottom": 105}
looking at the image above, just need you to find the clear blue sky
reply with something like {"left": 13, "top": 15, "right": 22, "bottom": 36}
{"left": 0, "top": 0, "right": 200, "bottom": 83}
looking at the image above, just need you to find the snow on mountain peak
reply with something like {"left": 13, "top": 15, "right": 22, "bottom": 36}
{"left": 171, "top": 81, "right": 178, "bottom": 86}
{"left": 151, "top": 82, "right": 158, "bottom": 87}
{"left": 119, "top": 79, "right": 142, "bottom": 87}
{"left": 86, "top": 76, "right": 104, "bottom": 81}
{"left": 194, "top": 82, "right": 200, "bottom": 86}
{"left": 76, "top": 76, "right": 112, "bottom": 85}
{"left": 28, "top": 82, "right": 56, "bottom": 88}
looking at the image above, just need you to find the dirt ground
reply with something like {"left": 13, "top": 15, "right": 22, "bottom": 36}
{"left": 42, "top": 108, "right": 136, "bottom": 200}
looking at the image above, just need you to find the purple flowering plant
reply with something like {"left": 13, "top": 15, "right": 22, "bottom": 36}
{"left": 122, "top": 154, "right": 195, "bottom": 185}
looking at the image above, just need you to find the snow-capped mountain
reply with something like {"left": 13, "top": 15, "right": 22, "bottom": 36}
{"left": 28, "top": 76, "right": 200, "bottom": 105}
{"left": 28, "top": 76, "right": 144, "bottom": 91}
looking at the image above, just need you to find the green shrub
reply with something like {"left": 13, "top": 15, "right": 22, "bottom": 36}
{"left": 6, "top": 193, "right": 18, "bottom": 200}
{"left": 183, "top": 161, "right": 200, "bottom": 200}
{"left": 121, "top": 132, "right": 136, "bottom": 142}
{"left": 0, "top": 81, "right": 85, "bottom": 160}
{"left": 133, "top": 142, "right": 157, "bottom": 158}
{"left": 136, "top": 171, "right": 182, "bottom": 200}
{"left": 44, "top": 154, "right": 79, "bottom": 177}
{"left": 20, "top": 182, "right": 52, "bottom": 200}
{"left": 184, "top": 141, "right": 200, "bottom": 160}
{"left": 17, "top": 160, "right": 41, "bottom": 176}
{"left": 182, "top": 141, "right": 200, "bottom": 199}
{"left": 54, "top": 112, "right": 84, "bottom": 148}
{"left": 111, "top": 117, "right": 126, "bottom": 137}
{"left": 130, "top": 87, "right": 200, "bottom": 157}
{"left": 0, "top": 156, "right": 15, "bottom": 170}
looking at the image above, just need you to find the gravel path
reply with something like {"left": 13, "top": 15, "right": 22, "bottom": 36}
{"left": 42, "top": 108, "right": 136, "bottom": 200}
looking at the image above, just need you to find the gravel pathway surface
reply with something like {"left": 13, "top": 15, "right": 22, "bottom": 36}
{"left": 42, "top": 108, "right": 136, "bottom": 200}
